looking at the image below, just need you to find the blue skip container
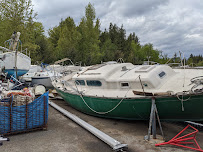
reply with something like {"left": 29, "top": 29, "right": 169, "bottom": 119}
{"left": 0, "top": 92, "right": 49, "bottom": 135}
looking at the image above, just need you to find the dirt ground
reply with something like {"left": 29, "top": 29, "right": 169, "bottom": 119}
{"left": 1, "top": 99, "right": 203, "bottom": 152}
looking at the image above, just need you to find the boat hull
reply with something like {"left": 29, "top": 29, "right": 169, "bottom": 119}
{"left": 55, "top": 88, "right": 203, "bottom": 121}
{"left": 4, "top": 69, "right": 29, "bottom": 77}
{"left": 0, "top": 51, "right": 31, "bottom": 77}
{"left": 32, "top": 77, "right": 53, "bottom": 89}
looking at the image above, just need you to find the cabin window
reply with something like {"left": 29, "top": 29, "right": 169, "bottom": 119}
{"left": 159, "top": 71, "right": 166, "bottom": 78}
{"left": 121, "top": 82, "right": 129, "bottom": 87}
{"left": 86, "top": 80, "right": 102, "bottom": 86}
{"left": 75, "top": 80, "right": 85, "bottom": 85}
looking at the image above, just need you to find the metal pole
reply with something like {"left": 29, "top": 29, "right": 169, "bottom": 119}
{"left": 155, "top": 105, "right": 164, "bottom": 140}
{"left": 185, "top": 121, "right": 203, "bottom": 128}
{"left": 49, "top": 101, "right": 128, "bottom": 151}
{"left": 15, "top": 49, "right": 18, "bottom": 79}
{"left": 138, "top": 75, "right": 145, "bottom": 96}
{"left": 152, "top": 107, "right": 156, "bottom": 139}
{"left": 26, "top": 97, "right": 28, "bottom": 129}
{"left": 44, "top": 96, "right": 47, "bottom": 129}
{"left": 13, "top": 32, "right": 21, "bottom": 79}
{"left": 146, "top": 98, "right": 155, "bottom": 140}
{"left": 9, "top": 96, "right": 12, "bottom": 133}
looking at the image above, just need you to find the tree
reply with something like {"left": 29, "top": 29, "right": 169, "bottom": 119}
{"left": 0, "top": 0, "right": 37, "bottom": 44}
{"left": 46, "top": 2, "right": 167, "bottom": 65}
{"left": 47, "top": 25, "right": 61, "bottom": 62}
{"left": 127, "top": 41, "right": 142, "bottom": 64}
{"left": 32, "top": 22, "right": 49, "bottom": 62}
{"left": 100, "top": 38, "right": 117, "bottom": 62}
{"left": 124, "top": 32, "right": 141, "bottom": 63}
{"left": 57, "top": 17, "right": 80, "bottom": 61}
{"left": 158, "top": 51, "right": 170, "bottom": 64}
{"left": 0, "top": 0, "right": 49, "bottom": 64}
{"left": 118, "top": 24, "right": 126, "bottom": 51}
{"left": 77, "top": 3, "right": 101, "bottom": 65}
{"left": 197, "top": 60, "right": 203, "bottom": 66}
{"left": 187, "top": 54, "right": 203, "bottom": 66}
{"left": 173, "top": 53, "right": 181, "bottom": 63}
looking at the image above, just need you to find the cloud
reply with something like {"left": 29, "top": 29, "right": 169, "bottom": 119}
{"left": 33, "top": 0, "right": 89, "bottom": 30}
{"left": 32, "top": 0, "right": 203, "bottom": 57}
{"left": 121, "top": 0, "right": 169, "bottom": 17}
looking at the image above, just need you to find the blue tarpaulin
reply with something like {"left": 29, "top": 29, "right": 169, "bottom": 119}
{"left": 0, "top": 92, "right": 49, "bottom": 135}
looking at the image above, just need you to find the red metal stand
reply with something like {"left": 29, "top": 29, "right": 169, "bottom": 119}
{"left": 155, "top": 125, "right": 203, "bottom": 152}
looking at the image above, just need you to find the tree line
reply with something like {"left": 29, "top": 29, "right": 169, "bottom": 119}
{"left": 187, "top": 54, "right": 203, "bottom": 66}
{"left": 47, "top": 3, "right": 163, "bottom": 65}
{"left": 0, "top": 0, "right": 202, "bottom": 66}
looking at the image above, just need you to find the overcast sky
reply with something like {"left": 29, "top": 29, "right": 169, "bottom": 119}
{"left": 32, "top": 0, "right": 203, "bottom": 57}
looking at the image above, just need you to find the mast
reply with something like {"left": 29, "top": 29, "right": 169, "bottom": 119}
{"left": 10, "top": 32, "right": 21, "bottom": 79}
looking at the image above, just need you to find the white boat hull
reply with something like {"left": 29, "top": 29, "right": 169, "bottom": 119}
{"left": 0, "top": 51, "right": 31, "bottom": 77}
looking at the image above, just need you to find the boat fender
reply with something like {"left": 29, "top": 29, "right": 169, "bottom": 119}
{"left": 34, "top": 85, "right": 46, "bottom": 95}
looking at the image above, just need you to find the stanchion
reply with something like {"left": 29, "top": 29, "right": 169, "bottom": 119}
{"left": 145, "top": 97, "right": 164, "bottom": 141}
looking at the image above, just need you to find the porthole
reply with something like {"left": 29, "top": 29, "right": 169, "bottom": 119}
{"left": 121, "top": 82, "right": 129, "bottom": 87}
{"left": 86, "top": 80, "right": 102, "bottom": 86}
{"left": 159, "top": 71, "right": 166, "bottom": 78}
{"left": 75, "top": 80, "right": 85, "bottom": 85}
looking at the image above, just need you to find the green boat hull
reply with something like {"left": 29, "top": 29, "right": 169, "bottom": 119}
{"left": 55, "top": 88, "right": 203, "bottom": 121}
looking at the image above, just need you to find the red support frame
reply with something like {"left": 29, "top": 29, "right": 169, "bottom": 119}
{"left": 155, "top": 125, "right": 203, "bottom": 152}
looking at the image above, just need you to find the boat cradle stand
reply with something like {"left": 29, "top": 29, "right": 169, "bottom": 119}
{"left": 145, "top": 97, "right": 164, "bottom": 141}
{"left": 0, "top": 135, "right": 9, "bottom": 146}
{"left": 49, "top": 101, "right": 128, "bottom": 152}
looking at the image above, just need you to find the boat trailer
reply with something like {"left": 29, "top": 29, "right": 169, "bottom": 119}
{"left": 49, "top": 101, "right": 128, "bottom": 151}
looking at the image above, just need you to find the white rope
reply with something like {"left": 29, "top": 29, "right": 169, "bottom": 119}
{"left": 176, "top": 92, "right": 191, "bottom": 102}
{"left": 176, "top": 91, "right": 191, "bottom": 111}
{"left": 78, "top": 89, "right": 130, "bottom": 115}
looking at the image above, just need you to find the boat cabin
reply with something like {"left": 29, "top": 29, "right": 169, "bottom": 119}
{"left": 73, "top": 63, "right": 176, "bottom": 91}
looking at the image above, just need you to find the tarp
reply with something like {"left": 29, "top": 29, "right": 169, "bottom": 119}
{"left": 0, "top": 92, "right": 49, "bottom": 135}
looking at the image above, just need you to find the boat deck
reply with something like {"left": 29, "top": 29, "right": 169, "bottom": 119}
{"left": 1, "top": 99, "right": 203, "bottom": 152}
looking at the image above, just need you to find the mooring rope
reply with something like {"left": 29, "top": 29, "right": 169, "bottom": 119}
{"left": 176, "top": 91, "right": 191, "bottom": 103}
{"left": 78, "top": 89, "right": 130, "bottom": 115}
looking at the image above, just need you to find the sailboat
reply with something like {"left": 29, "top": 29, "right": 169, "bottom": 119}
{"left": 52, "top": 62, "right": 203, "bottom": 121}
{"left": 31, "top": 59, "right": 81, "bottom": 89}
{"left": 0, "top": 32, "right": 31, "bottom": 78}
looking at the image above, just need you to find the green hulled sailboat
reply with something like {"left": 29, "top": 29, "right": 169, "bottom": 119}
{"left": 53, "top": 62, "right": 203, "bottom": 121}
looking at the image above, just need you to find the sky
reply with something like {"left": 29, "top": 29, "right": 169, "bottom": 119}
{"left": 32, "top": 0, "right": 203, "bottom": 58}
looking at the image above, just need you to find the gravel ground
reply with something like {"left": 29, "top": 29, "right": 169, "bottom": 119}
{"left": 1, "top": 99, "right": 203, "bottom": 152}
